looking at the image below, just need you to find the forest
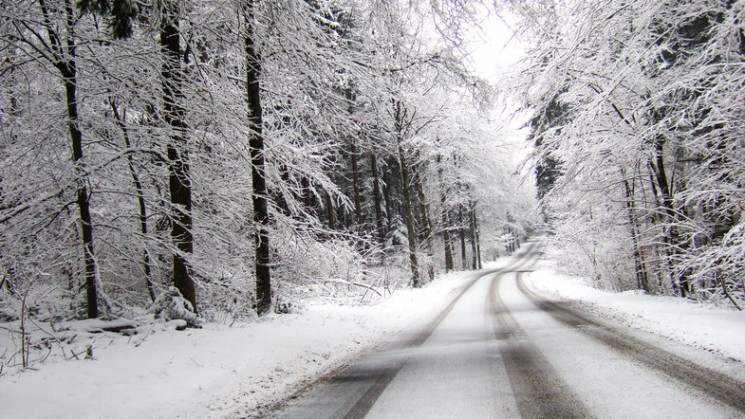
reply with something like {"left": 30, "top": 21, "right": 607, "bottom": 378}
{"left": 520, "top": 0, "right": 745, "bottom": 308}
{"left": 1, "top": 0, "right": 744, "bottom": 337}
{"left": 0, "top": 0, "right": 536, "bottom": 328}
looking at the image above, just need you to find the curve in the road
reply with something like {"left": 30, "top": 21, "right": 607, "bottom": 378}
{"left": 342, "top": 243, "right": 545, "bottom": 417}
{"left": 272, "top": 243, "right": 544, "bottom": 418}
{"left": 516, "top": 273, "right": 745, "bottom": 415}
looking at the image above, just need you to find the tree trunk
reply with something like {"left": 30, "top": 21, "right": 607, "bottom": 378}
{"left": 325, "top": 192, "right": 335, "bottom": 230}
{"left": 40, "top": 0, "right": 99, "bottom": 318}
{"left": 399, "top": 147, "right": 419, "bottom": 286}
{"left": 459, "top": 207, "right": 467, "bottom": 270}
{"left": 622, "top": 169, "right": 649, "bottom": 292}
{"left": 160, "top": 0, "right": 196, "bottom": 311}
{"left": 471, "top": 206, "right": 482, "bottom": 269}
{"left": 300, "top": 177, "right": 314, "bottom": 210}
{"left": 67, "top": 68, "right": 98, "bottom": 318}
{"left": 413, "top": 170, "right": 432, "bottom": 245}
{"left": 436, "top": 157, "right": 453, "bottom": 272}
{"left": 370, "top": 153, "right": 386, "bottom": 248}
{"left": 645, "top": 162, "right": 666, "bottom": 288}
{"left": 345, "top": 89, "right": 365, "bottom": 228}
{"left": 441, "top": 216, "right": 454, "bottom": 271}
{"left": 383, "top": 171, "right": 394, "bottom": 233}
{"left": 413, "top": 169, "right": 434, "bottom": 280}
{"left": 244, "top": 0, "right": 272, "bottom": 315}
{"left": 651, "top": 138, "right": 688, "bottom": 296}
{"left": 394, "top": 101, "right": 420, "bottom": 287}
{"left": 350, "top": 137, "right": 364, "bottom": 226}
{"left": 469, "top": 204, "right": 479, "bottom": 270}
{"left": 111, "top": 100, "right": 156, "bottom": 302}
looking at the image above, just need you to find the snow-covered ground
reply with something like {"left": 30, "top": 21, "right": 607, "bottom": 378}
{"left": 522, "top": 254, "right": 745, "bottom": 365}
{"left": 0, "top": 268, "right": 483, "bottom": 419}
{"left": 2, "top": 246, "right": 744, "bottom": 419}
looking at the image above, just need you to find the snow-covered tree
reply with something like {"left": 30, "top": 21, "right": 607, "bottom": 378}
{"left": 0, "top": 0, "right": 539, "bottom": 326}
{"left": 515, "top": 0, "right": 745, "bottom": 306}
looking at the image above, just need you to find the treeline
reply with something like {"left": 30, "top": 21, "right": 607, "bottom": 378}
{"left": 519, "top": 0, "right": 745, "bottom": 306}
{"left": 0, "top": 0, "right": 535, "bottom": 323}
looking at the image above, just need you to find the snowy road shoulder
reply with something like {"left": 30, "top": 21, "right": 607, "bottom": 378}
{"left": 522, "top": 262, "right": 745, "bottom": 367}
{"left": 0, "top": 269, "right": 482, "bottom": 419}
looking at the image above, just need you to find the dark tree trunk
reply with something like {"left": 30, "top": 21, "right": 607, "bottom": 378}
{"left": 341, "top": 208, "right": 350, "bottom": 230}
{"left": 622, "top": 170, "right": 649, "bottom": 292}
{"left": 459, "top": 208, "right": 467, "bottom": 270}
{"left": 436, "top": 156, "right": 453, "bottom": 271}
{"left": 274, "top": 166, "right": 292, "bottom": 217}
{"left": 350, "top": 137, "right": 365, "bottom": 226}
{"left": 394, "top": 101, "right": 420, "bottom": 287}
{"left": 160, "top": 0, "right": 196, "bottom": 311}
{"left": 300, "top": 177, "right": 314, "bottom": 210}
{"left": 645, "top": 162, "right": 666, "bottom": 288}
{"left": 413, "top": 170, "right": 432, "bottom": 245}
{"left": 66, "top": 74, "right": 98, "bottom": 318}
{"left": 383, "top": 174, "right": 393, "bottom": 233}
{"left": 345, "top": 89, "right": 365, "bottom": 228}
{"left": 399, "top": 147, "right": 419, "bottom": 286}
{"left": 474, "top": 207, "right": 482, "bottom": 269}
{"left": 469, "top": 204, "right": 479, "bottom": 270}
{"left": 441, "top": 210, "right": 454, "bottom": 272}
{"left": 244, "top": 0, "right": 272, "bottom": 315}
{"left": 325, "top": 192, "right": 335, "bottom": 230}
{"left": 370, "top": 153, "right": 386, "bottom": 248}
{"left": 413, "top": 169, "right": 434, "bottom": 280}
{"left": 650, "top": 139, "right": 688, "bottom": 296}
{"left": 111, "top": 101, "right": 156, "bottom": 301}
{"left": 40, "top": 0, "right": 99, "bottom": 318}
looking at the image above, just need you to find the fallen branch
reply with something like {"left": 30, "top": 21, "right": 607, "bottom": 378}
{"left": 84, "top": 320, "right": 137, "bottom": 334}
{"left": 718, "top": 272, "right": 742, "bottom": 311}
{"left": 319, "top": 277, "right": 383, "bottom": 297}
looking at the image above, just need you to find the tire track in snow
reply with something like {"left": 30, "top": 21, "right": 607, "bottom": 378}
{"left": 489, "top": 274, "right": 591, "bottom": 418}
{"left": 341, "top": 245, "right": 543, "bottom": 418}
{"left": 517, "top": 274, "right": 745, "bottom": 415}
{"left": 340, "top": 273, "right": 483, "bottom": 418}
{"left": 272, "top": 243, "right": 542, "bottom": 418}
{"left": 334, "top": 243, "right": 539, "bottom": 418}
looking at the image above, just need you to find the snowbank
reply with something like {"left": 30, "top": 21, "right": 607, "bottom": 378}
{"left": 524, "top": 256, "right": 745, "bottom": 364}
{"left": 0, "top": 270, "right": 476, "bottom": 419}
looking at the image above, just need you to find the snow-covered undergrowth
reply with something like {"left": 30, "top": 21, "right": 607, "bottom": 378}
{"left": 0, "top": 268, "right": 473, "bottom": 419}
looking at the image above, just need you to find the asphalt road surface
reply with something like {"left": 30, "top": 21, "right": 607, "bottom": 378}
{"left": 269, "top": 242, "right": 745, "bottom": 418}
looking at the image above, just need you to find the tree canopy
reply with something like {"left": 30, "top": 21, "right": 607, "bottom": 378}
{"left": 0, "top": 0, "right": 534, "bottom": 323}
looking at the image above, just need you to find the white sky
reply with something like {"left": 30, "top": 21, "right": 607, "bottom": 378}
{"left": 464, "top": 11, "right": 534, "bottom": 181}
{"left": 467, "top": 11, "right": 526, "bottom": 82}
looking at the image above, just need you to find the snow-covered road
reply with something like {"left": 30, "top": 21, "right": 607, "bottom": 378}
{"left": 273, "top": 245, "right": 745, "bottom": 418}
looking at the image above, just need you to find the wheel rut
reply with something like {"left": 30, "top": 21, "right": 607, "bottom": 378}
{"left": 273, "top": 246, "right": 542, "bottom": 418}
{"left": 488, "top": 274, "right": 591, "bottom": 418}
{"left": 517, "top": 273, "right": 745, "bottom": 415}
{"left": 341, "top": 247, "right": 544, "bottom": 417}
